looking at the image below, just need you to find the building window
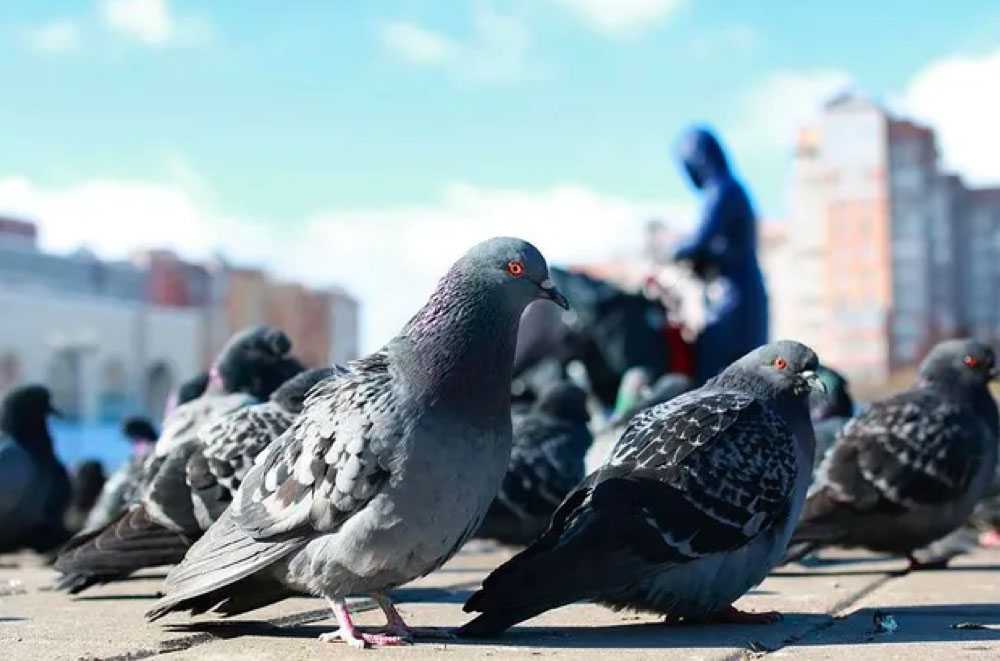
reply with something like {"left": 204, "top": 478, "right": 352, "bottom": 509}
{"left": 48, "top": 349, "right": 83, "bottom": 421}
{"left": 145, "top": 361, "right": 174, "bottom": 419}
{"left": 99, "top": 358, "right": 128, "bottom": 422}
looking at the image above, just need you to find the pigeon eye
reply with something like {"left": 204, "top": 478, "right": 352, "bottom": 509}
{"left": 506, "top": 260, "right": 525, "bottom": 278}
{"left": 773, "top": 357, "right": 788, "bottom": 370}
{"left": 963, "top": 355, "right": 979, "bottom": 368}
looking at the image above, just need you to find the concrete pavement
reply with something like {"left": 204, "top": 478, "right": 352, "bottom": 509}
{"left": 1, "top": 543, "right": 998, "bottom": 660}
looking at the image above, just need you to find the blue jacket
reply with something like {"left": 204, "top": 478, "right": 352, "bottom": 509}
{"left": 673, "top": 127, "right": 768, "bottom": 383}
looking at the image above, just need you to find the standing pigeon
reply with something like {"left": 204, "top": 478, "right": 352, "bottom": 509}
{"left": 475, "top": 381, "right": 593, "bottom": 546}
{"left": 787, "top": 339, "right": 998, "bottom": 569}
{"left": 146, "top": 237, "right": 569, "bottom": 649}
{"left": 54, "top": 326, "right": 303, "bottom": 592}
{"left": 459, "top": 341, "right": 821, "bottom": 636}
{"left": 0, "top": 385, "right": 72, "bottom": 553}
{"left": 809, "top": 365, "right": 855, "bottom": 472}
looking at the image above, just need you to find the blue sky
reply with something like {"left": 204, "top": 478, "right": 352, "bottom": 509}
{"left": 1, "top": 1, "right": 999, "bottom": 349}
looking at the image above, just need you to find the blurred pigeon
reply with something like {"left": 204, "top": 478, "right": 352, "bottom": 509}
{"left": 83, "top": 417, "right": 159, "bottom": 532}
{"left": 476, "top": 381, "right": 593, "bottom": 546}
{"left": 609, "top": 369, "right": 693, "bottom": 428}
{"left": 146, "top": 237, "right": 569, "bottom": 649}
{"left": 0, "top": 385, "right": 72, "bottom": 553}
{"left": 65, "top": 460, "right": 107, "bottom": 533}
{"left": 787, "top": 339, "right": 998, "bottom": 569}
{"left": 55, "top": 326, "right": 303, "bottom": 592}
{"left": 459, "top": 341, "right": 821, "bottom": 636}
{"left": 809, "top": 365, "right": 855, "bottom": 472}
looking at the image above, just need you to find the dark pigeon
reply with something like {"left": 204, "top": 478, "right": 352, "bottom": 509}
{"left": 609, "top": 369, "right": 693, "bottom": 428}
{"left": 476, "top": 381, "right": 593, "bottom": 546}
{"left": 146, "top": 237, "right": 569, "bottom": 650}
{"left": 54, "top": 326, "right": 304, "bottom": 593}
{"left": 787, "top": 339, "right": 999, "bottom": 569}
{"left": 809, "top": 365, "right": 855, "bottom": 472}
{"left": 83, "top": 417, "right": 159, "bottom": 532}
{"left": 0, "top": 385, "right": 72, "bottom": 553}
{"left": 459, "top": 340, "right": 821, "bottom": 637}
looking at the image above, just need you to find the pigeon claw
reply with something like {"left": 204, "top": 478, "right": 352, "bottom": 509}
{"left": 318, "top": 629, "right": 410, "bottom": 648}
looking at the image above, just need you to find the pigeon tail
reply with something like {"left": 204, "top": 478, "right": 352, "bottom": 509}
{"left": 53, "top": 506, "right": 192, "bottom": 593}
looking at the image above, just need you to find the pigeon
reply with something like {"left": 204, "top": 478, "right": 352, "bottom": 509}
{"left": 609, "top": 370, "right": 693, "bottom": 428}
{"left": 475, "top": 381, "right": 593, "bottom": 546}
{"left": 809, "top": 365, "right": 855, "bottom": 472}
{"left": 0, "top": 385, "right": 72, "bottom": 554}
{"left": 83, "top": 417, "right": 159, "bottom": 532}
{"left": 54, "top": 326, "right": 304, "bottom": 592}
{"left": 65, "top": 460, "right": 108, "bottom": 533}
{"left": 786, "top": 339, "right": 999, "bottom": 569}
{"left": 163, "top": 372, "right": 210, "bottom": 420}
{"left": 458, "top": 340, "right": 821, "bottom": 637}
{"left": 146, "top": 237, "right": 569, "bottom": 649}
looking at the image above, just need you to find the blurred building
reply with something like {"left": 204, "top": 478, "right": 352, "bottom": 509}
{"left": 0, "top": 219, "right": 359, "bottom": 421}
{"left": 770, "top": 93, "right": 1000, "bottom": 383}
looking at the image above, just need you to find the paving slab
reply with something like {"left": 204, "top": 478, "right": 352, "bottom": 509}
{"left": 776, "top": 548, "right": 1000, "bottom": 659}
{"left": 0, "top": 542, "right": 917, "bottom": 660}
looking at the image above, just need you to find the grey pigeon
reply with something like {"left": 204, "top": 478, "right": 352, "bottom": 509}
{"left": 475, "top": 381, "right": 593, "bottom": 546}
{"left": 808, "top": 365, "right": 855, "bottom": 472}
{"left": 0, "top": 385, "right": 72, "bottom": 553}
{"left": 459, "top": 341, "right": 821, "bottom": 636}
{"left": 787, "top": 339, "right": 999, "bottom": 569}
{"left": 146, "top": 237, "right": 568, "bottom": 649}
{"left": 83, "top": 417, "right": 159, "bottom": 532}
{"left": 54, "top": 326, "right": 304, "bottom": 593}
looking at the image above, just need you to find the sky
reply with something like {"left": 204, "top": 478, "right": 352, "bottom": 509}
{"left": 1, "top": 1, "right": 999, "bottom": 351}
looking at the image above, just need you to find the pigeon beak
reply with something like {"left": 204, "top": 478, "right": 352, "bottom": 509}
{"left": 801, "top": 370, "right": 826, "bottom": 394}
{"left": 538, "top": 278, "right": 570, "bottom": 310}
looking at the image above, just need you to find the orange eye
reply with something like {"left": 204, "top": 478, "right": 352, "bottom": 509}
{"left": 964, "top": 355, "right": 979, "bottom": 368}
{"left": 506, "top": 260, "right": 525, "bottom": 278}
{"left": 774, "top": 357, "right": 788, "bottom": 370}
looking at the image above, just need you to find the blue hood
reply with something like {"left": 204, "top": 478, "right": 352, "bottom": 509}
{"left": 677, "top": 127, "right": 731, "bottom": 189}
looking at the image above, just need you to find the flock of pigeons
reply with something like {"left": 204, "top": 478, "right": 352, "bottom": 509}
{"left": 1, "top": 236, "right": 998, "bottom": 650}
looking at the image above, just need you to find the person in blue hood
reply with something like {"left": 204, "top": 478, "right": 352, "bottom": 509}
{"left": 673, "top": 126, "right": 768, "bottom": 384}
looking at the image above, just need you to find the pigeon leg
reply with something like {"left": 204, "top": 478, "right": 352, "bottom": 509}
{"left": 710, "top": 606, "right": 783, "bottom": 625}
{"left": 372, "top": 593, "right": 456, "bottom": 640}
{"left": 318, "top": 598, "right": 408, "bottom": 648}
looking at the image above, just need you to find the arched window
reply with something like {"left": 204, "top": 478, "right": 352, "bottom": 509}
{"left": 99, "top": 358, "right": 128, "bottom": 421}
{"left": 0, "top": 351, "right": 22, "bottom": 399}
{"left": 48, "top": 349, "right": 83, "bottom": 420}
{"left": 145, "top": 361, "right": 174, "bottom": 419}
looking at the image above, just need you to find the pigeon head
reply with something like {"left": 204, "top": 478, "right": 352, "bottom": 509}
{"left": 213, "top": 326, "right": 305, "bottom": 400}
{"left": 270, "top": 366, "right": 341, "bottom": 414}
{"left": 717, "top": 340, "right": 822, "bottom": 400}
{"left": 122, "top": 416, "right": 158, "bottom": 443}
{"left": 1, "top": 384, "right": 57, "bottom": 451}
{"left": 613, "top": 367, "right": 654, "bottom": 416}
{"left": 176, "top": 372, "right": 209, "bottom": 406}
{"left": 809, "top": 364, "right": 854, "bottom": 421}
{"left": 919, "top": 339, "right": 997, "bottom": 389}
{"left": 453, "top": 237, "right": 569, "bottom": 313}
{"left": 537, "top": 382, "right": 590, "bottom": 423}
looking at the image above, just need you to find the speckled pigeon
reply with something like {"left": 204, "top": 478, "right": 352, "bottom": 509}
{"left": 146, "top": 237, "right": 569, "bottom": 649}
{"left": 475, "top": 381, "right": 593, "bottom": 546}
{"left": 787, "top": 339, "right": 998, "bottom": 569}
{"left": 459, "top": 340, "right": 821, "bottom": 636}
{"left": 54, "top": 326, "right": 304, "bottom": 593}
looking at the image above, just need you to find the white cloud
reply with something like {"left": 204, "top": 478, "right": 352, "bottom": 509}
{"left": 686, "top": 24, "right": 757, "bottom": 60}
{"left": 99, "top": 0, "right": 213, "bottom": 47}
{"left": 25, "top": 20, "right": 82, "bottom": 54}
{"left": 902, "top": 49, "right": 1000, "bottom": 185}
{"left": 379, "top": 7, "right": 535, "bottom": 84}
{"left": 0, "top": 176, "right": 689, "bottom": 352}
{"left": 551, "top": 0, "right": 685, "bottom": 36}
{"left": 732, "top": 68, "right": 853, "bottom": 151}
{"left": 380, "top": 21, "right": 455, "bottom": 64}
